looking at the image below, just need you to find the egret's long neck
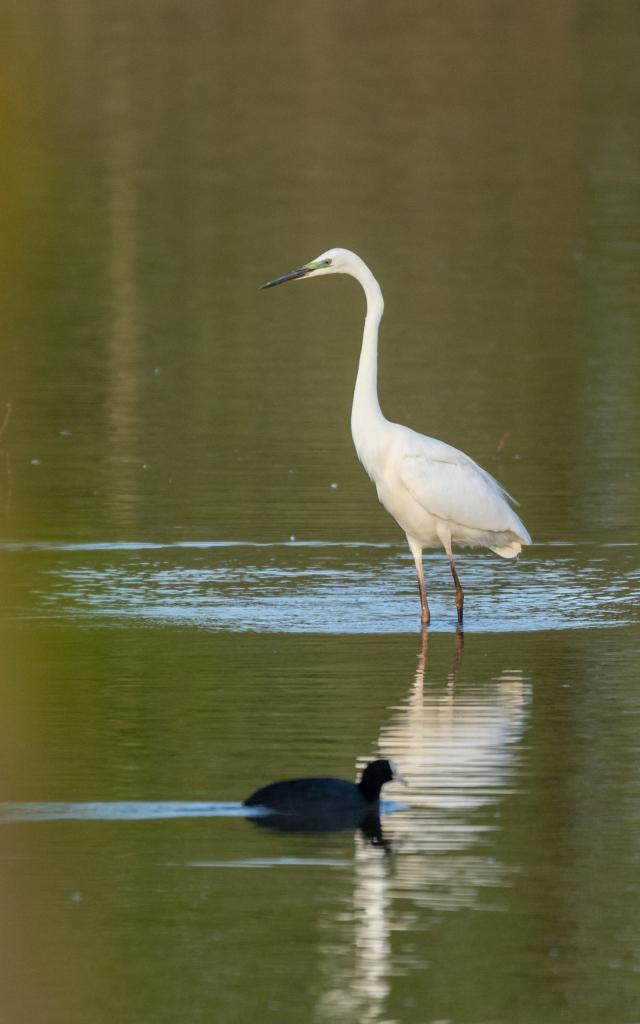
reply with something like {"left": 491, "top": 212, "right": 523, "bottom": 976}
{"left": 350, "top": 263, "right": 386, "bottom": 451}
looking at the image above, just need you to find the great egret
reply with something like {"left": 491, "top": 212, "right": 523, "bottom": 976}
{"left": 263, "top": 248, "right": 531, "bottom": 627}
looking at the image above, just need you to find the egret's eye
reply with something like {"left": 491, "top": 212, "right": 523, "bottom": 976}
{"left": 321, "top": 259, "right": 332, "bottom": 266}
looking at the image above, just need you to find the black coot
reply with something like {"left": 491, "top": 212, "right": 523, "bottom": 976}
{"left": 244, "top": 758, "right": 398, "bottom": 821}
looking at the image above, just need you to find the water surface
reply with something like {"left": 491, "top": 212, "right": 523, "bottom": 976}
{"left": 3, "top": 539, "right": 639, "bottom": 633}
{"left": 1, "top": 3, "right": 639, "bottom": 1024}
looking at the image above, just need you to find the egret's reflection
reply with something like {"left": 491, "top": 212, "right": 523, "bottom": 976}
{"left": 316, "top": 631, "right": 531, "bottom": 1023}
{"left": 415, "top": 624, "right": 463, "bottom": 691}
{"left": 380, "top": 632, "right": 530, "bottom": 861}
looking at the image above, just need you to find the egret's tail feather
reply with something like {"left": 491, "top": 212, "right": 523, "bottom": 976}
{"left": 491, "top": 541, "right": 522, "bottom": 558}
{"left": 490, "top": 527, "right": 531, "bottom": 558}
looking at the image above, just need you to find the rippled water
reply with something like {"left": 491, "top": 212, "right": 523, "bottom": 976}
{"left": 4, "top": 540, "right": 639, "bottom": 633}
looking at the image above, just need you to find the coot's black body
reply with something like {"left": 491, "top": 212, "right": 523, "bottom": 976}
{"left": 249, "top": 803, "right": 384, "bottom": 839}
{"left": 244, "top": 758, "right": 396, "bottom": 820}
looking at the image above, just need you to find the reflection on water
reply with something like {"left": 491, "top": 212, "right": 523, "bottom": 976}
{"left": 3, "top": 540, "right": 638, "bottom": 633}
{"left": 2, "top": 625, "right": 638, "bottom": 1024}
{"left": 381, "top": 632, "right": 529, "bottom": 861}
{"left": 318, "top": 845, "right": 393, "bottom": 1024}
{"left": 183, "top": 857, "right": 350, "bottom": 870}
{"left": 318, "top": 633, "right": 530, "bottom": 1022}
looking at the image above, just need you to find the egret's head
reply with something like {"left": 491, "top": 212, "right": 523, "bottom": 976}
{"left": 261, "top": 247, "right": 358, "bottom": 289}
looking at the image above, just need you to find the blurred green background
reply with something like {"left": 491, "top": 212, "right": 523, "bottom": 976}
{"left": 2, "top": 1, "right": 638, "bottom": 544}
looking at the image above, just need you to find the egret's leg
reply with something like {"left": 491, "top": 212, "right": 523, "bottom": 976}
{"left": 407, "top": 537, "right": 429, "bottom": 626}
{"left": 416, "top": 561, "right": 430, "bottom": 626}
{"left": 436, "top": 526, "right": 464, "bottom": 625}
{"left": 446, "top": 550, "right": 464, "bottom": 625}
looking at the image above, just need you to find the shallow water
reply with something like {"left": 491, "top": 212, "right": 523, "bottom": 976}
{"left": 3, "top": 539, "right": 639, "bottom": 633}
{"left": 2, "top": 2, "right": 640, "bottom": 1023}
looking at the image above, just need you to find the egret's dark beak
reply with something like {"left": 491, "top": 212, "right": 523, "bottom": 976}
{"left": 261, "top": 266, "right": 312, "bottom": 289}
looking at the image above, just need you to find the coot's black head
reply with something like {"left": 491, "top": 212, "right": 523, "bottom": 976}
{"left": 357, "top": 759, "right": 398, "bottom": 802}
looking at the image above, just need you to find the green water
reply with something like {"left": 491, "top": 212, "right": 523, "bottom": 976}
{"left": 1, "top": 3, "right": 639, "bottom": 1023}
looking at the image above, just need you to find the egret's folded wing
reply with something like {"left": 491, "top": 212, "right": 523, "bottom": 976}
{"left": 399, "top": 450, "right": 528, "bottom": 537}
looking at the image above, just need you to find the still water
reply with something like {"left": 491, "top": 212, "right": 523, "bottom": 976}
{"left": 1, "top": 2, "right": 639, "bottom": 1023}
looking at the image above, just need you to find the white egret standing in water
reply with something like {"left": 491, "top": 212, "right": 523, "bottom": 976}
{"left": 263, "top": 248, "right": 531, "bottom": 627}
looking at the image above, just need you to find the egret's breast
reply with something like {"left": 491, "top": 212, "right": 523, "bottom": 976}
{"left": 353, "top": 422, "right": 441, "bottom": 546}
{"left": 374, "top": 471, "right": 441, "bottom": 547}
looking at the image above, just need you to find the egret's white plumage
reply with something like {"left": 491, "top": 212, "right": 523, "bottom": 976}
{"left": 263, "top": 247, "right": 531, "bottom": 626}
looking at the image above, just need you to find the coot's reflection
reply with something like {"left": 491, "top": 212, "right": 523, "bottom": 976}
{"left": 248, "top": 807, "right": 389, "bottom": 847}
